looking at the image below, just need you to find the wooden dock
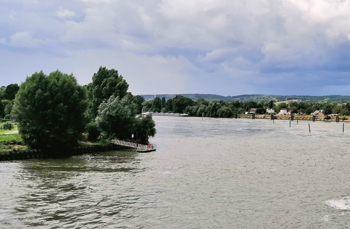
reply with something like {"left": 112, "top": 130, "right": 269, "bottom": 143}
{"left": 111, "top": 139, "right": 156, "bottom": 152}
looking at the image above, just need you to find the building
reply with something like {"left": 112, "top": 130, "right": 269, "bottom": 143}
{"left": 278, "top": 109, "right": 294, "bottom": 115}
{"left": 248, "top": 108, "right": 257, "bottom": 114}
{"left": 311, "top": 110, "right": 325, "bottom": 117}
{"left": 266, "top": 109, "right": 275, "bottom": 114}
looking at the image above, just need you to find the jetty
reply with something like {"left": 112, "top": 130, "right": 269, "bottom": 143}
{"left": 111, "top": 139, "right": 156, "bottom": 153}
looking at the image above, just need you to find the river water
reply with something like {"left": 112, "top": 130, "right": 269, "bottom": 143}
{"left": 1, "top": 117, "right": 350, "bottom": 228}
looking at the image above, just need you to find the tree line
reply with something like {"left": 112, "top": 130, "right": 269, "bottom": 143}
{"left": 1, "top": 67, "right": 155, "bottom": 150}
{"left": 142, "top": 96, "right": 350, "bottom": 117}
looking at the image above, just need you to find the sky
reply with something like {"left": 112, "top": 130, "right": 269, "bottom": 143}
{"left": 2, "top": 0, "right": 350, "bottom": 96}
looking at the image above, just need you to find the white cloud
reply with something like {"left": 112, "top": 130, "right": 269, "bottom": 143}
{"left": 9, "top": 32, "right": 54, "bottom": 48}
{"left": 56, "top": 7, "right": 76, "bottom": 19}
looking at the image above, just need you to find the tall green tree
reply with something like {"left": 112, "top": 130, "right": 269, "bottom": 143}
{"left": 96, "top": 94, "right": 156, "bottom": 143}
{"left": 133, "top": 95, "right": 145, "bottom": 114}
{"left": 217, "top": 106, "right": 233, "bottom": 118}
{"left": 12, "top": 71, "right": 87, "bottom": 149}
{"left": 172, "top": 95, "right": 194, "bottom": 113}
{"left": 161, "top": 97, "right": 166, "bottom": 109}
{"left": 152, "top": 97, "right": 162, "bottom": 112}
{"left": 91, "top": 67, "right": 129, "bottom": 118}
{"left": 4, "top": 84, "right": 20, "bottom": 100}
{"left": 96, "top": 94, "right": 138, "bottom": 140}
{"left": 135, "top": 115, "right": 156, "bottom": 144}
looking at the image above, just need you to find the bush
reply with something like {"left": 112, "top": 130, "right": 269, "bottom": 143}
{"left": 86, "top": 122, "right": 101, "bottom": 142}
{"left": 12, "top": 71, "right": 87, "bottom": 150}
{"left": 3, "top": 123, "right": 12, "bottom": 130}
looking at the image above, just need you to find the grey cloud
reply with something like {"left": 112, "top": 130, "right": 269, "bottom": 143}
{"left": 2, "top": 0, "right": 350, "bottom": 95}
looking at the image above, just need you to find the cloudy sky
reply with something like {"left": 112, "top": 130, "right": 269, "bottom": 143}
{"left": 1, "top": 0, "right": 350, "bottom": 96}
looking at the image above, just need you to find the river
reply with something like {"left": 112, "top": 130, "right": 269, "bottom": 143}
{"left": 1, "top": 117, "right": 350, "bottom": 228}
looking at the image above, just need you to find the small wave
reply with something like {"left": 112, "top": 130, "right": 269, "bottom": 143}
{"left": 325, "top": 197, "right": 350, "bottom": 210}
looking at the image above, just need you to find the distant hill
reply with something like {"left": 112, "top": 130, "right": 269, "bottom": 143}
{"left": 139, "top": 94, "right": 350, "bottom": 103}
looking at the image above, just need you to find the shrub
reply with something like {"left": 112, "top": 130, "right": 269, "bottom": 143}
{"left": 12, "top": 71, "right": 87, "bottom": 150}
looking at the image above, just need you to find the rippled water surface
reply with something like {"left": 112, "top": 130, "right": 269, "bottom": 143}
{"left": 2, "top": 117, "right": 350, "bottom": 228}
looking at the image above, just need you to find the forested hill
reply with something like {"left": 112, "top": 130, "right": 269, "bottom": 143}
{"left": 140, "top": 94, "right": 350, "bottom": 103}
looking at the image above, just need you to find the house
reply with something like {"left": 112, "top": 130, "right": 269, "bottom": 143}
{"left": 266, "top": 109, "right": 275, "bottom": 114}
{"left": 248, "top": 108, "right": 257, "bottom": 114}
{"left": 278, "top": 109, "right": 289, "bottom": 115}
{"left": 278, "top": 109, "right": 294, "bottom": 115}
{"left": 311, "top": 110, "right": 325, "bottom": 117}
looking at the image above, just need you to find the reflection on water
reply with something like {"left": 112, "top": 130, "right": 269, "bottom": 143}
{"left": 1, "top": 117, "right": 350, "bottom": 228}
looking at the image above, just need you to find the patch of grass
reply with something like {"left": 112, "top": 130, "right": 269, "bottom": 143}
{"left": 0, "top": 134, "right": 23, "bottom": 144}
{"left": 0, "top": 133, "right": 27, "bottom": 153}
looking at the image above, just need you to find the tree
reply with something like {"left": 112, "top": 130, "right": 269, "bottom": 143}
{"left": 161, "top": 97, "right": 166, "bottom": 109}
{"left": 4, "top": 100, "right": 13, "bottom": 118}
{"left": 133, "top": 95, "right": 145, "bottom": 114}
{"left": 152, "top": 97, "right": 162, "bottom": 112}
{"left": 96, "top": 94, "right": 156, "bottom": 143}
{"left": 172, "top": 95, "right": 194, "bottom": 113}
{"left": 90, "top": 67, "right": 129, "bottom": 118}
{"left": 206, "top": 101, "right": 220, "bottom": 117}
{"left": 96, "top": 94, "right": 138, "bottom": 140}
{"left": 217, "top": 106, "right": 233, "bottom": 118}
{"left": 142, "top": 100, "right": 153, "bottom": 112}
{"left": 0, "top": 86, "right": 5, "bottom": 100}
{"left": 0, "top": 100, "right": 4, "bottom": 118}
{"left": 12, "top": 71, "right": 87, "bottom": 149}
{"left": 276, "top": 102, "right": 288, "bottom": 112}
{"left": 165, "top": 99, "right": 173, "bottom": 112}
{"left": 135, "top": 115, "right": 156, "bottom": 144}
{"left": 4, "top": 84, "right": 20, "bottom": 100}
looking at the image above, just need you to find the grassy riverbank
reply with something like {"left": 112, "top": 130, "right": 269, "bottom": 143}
{"left": 0, "top": 132, "right": 112, "bottom": 154}
{"left": 0, "top": 133, "right": 26, "bottom": 152}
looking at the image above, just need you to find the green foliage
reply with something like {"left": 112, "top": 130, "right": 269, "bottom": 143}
{"left": 217, "top": 106, "right": 233, "bottom": 118}
{"left": 136, "top": 115, "right": 156, "bottom": 144}
{"left": 96, "top": 94, "right": 156, "bottom": 143}
{"left": 4, "top": 84, "right": 20, "bottom": 100}
{"left": 97, "top": 95, "right": 138, "bottom": 140}
{"left": 3, "top": 123, "right": 13, "bottom": 130}
{"left": 0, "top": 134, "right": 23, "bottom": 145}
{"left": 256, "top": 107, "right": 266, "bottom": 114}
{"left": 161, "top": 97, "right": 166, "bottom": 109}
{"left": 4, "top": 100, "right": 13, "bottom": 118}
{"left": 141, "top": 94, "right": 350, "bottom": 103}
{"left": 142, "top": 100, "right": 152, "bottom": 112}
{"left": 172, "top": 95, "right": 194, "bottom": 113}
{"left": 0, "top": 100, "right": 4, "bottom": 118}
{"left": 12, "top": 70, "right": 87, "bottom": 150}
{"left": 0, "top": 86, "right": 5, "bottom": 100}
{"left": 152, "top": 97, "right": 162, "bottom": 112}
{"left": 276, "top": 103, "right": 288, "bottom": 112}
{"left": 133, "top": 95, "right": 145, "bottom": 114}
{"left": 86, "top": 122, "right": 101, "bottom": 142}
{"left": 90, "top": 67, "right": 129, "bottom": 118}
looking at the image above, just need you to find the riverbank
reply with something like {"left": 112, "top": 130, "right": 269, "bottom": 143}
{"left": 239, "top": 114, "right": 348, "bottom": 122}
{"left": 0, "top": 144, "right": 127, "bottom": 161}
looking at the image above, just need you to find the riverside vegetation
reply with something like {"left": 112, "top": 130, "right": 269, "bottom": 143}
{"left": 0, "top": 67, "right": 156, "bottom": 154}
{"left": 2, "top": 68, "right": 350, "bottom": 154}
{"left": 142, "top": 96, "right": 350, "bottom": 119}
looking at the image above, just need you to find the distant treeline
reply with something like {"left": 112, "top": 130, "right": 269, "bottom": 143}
{"left": 141, "top": 94, "right": 350, "bottom": 103}
{"left": 142, "top": 95, "right": 350, "bottom": 118}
